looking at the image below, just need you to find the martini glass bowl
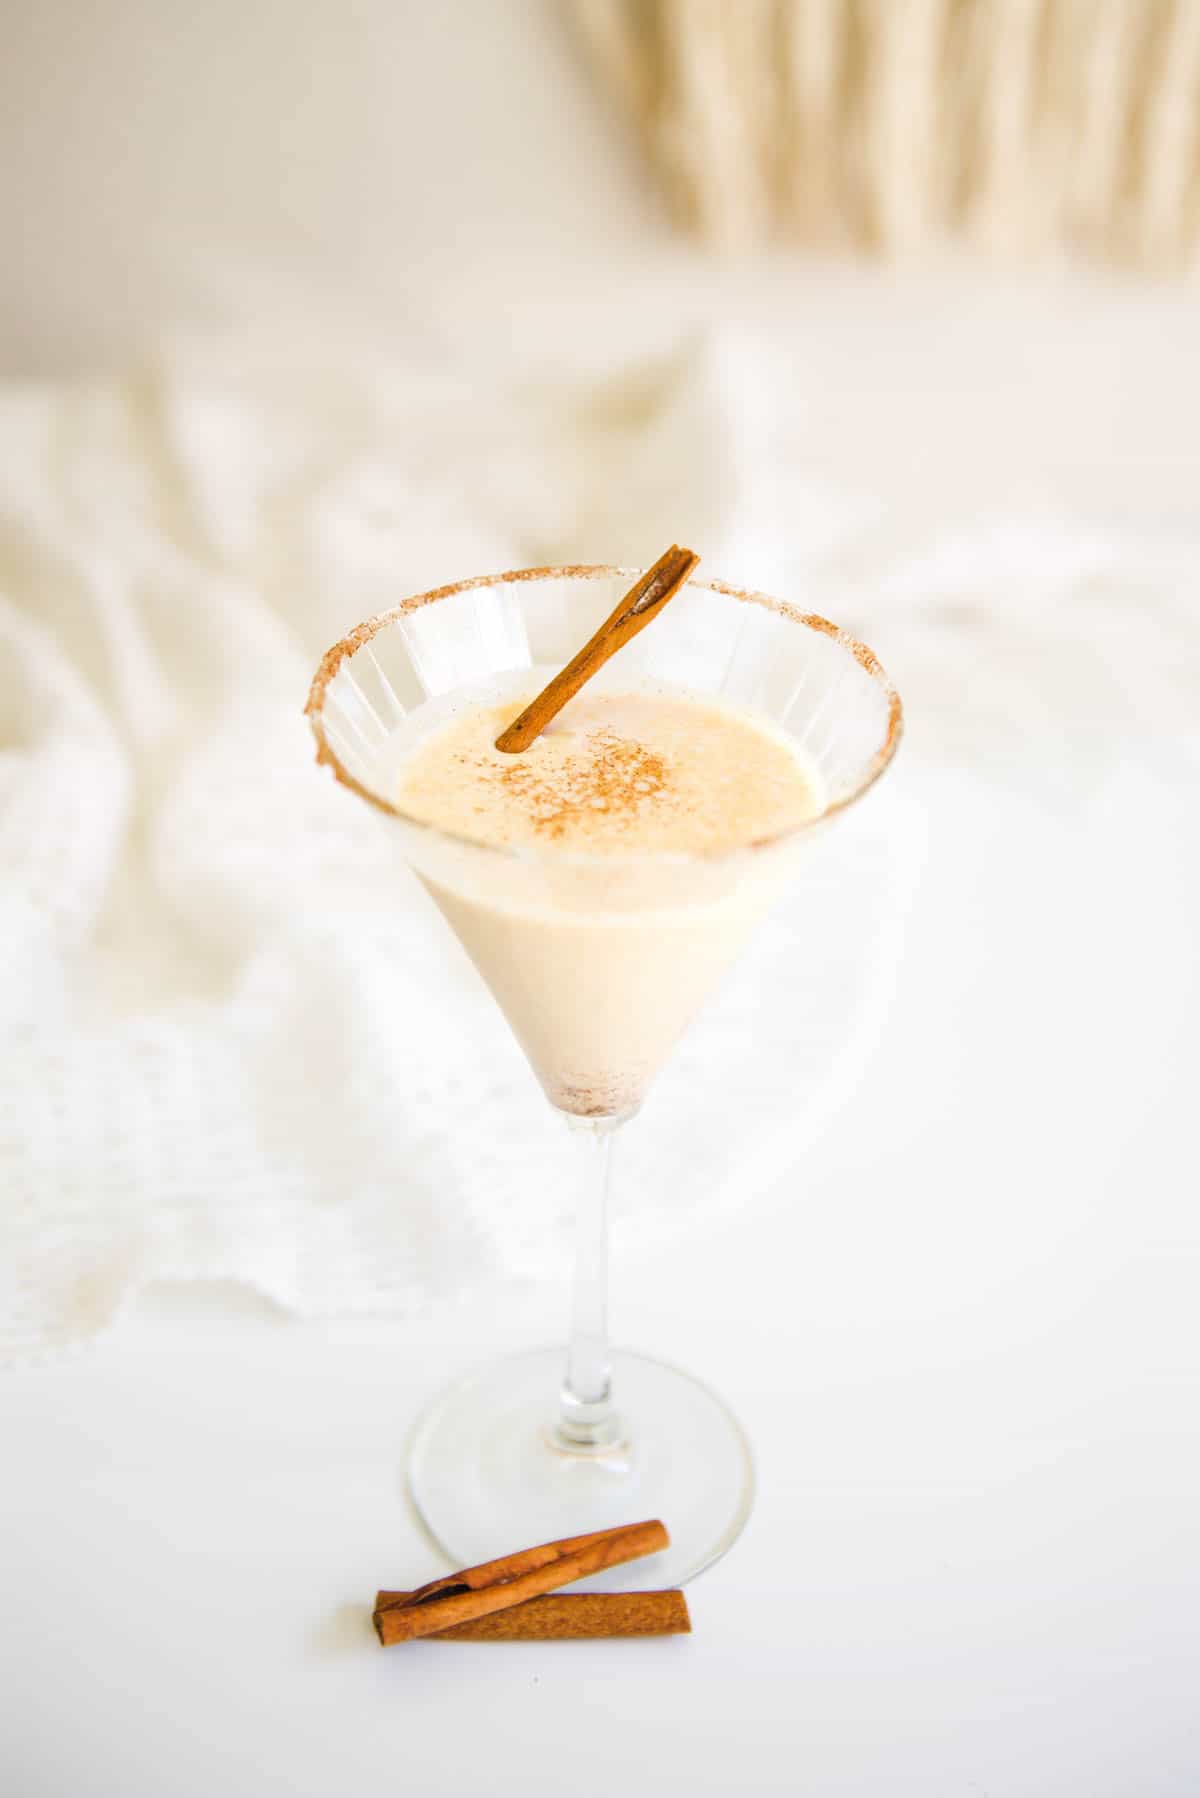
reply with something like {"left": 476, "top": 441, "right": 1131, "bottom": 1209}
{"left": 306, "top": 565, "right": 901, "bottom": 1588}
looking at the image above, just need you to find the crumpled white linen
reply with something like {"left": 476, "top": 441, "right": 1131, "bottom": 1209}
{"left": 1, "top": 324, "right": 1196, "bottom": 1362}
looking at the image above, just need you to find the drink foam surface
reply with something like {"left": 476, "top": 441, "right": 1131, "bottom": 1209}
{"left": 396, "top": 688, "right": 825, "bottom": 855}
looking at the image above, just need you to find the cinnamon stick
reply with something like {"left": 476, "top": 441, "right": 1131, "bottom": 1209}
{"left": 374, "top": 1588, "right": 689, "bottom": 1642}
{"left": 372, "top": 1519, "right": 669, "bottom": 1645}
{"left": 494, "top": 545, "right": 699, "bottom": 753}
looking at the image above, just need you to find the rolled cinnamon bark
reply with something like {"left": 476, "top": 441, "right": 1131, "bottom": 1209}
{"left": 494, "top": 546, "right": 699, "bottom": 752}
{"left": 372, "top": 1519, "right": 670, "bottom": 1644}
{"left": 374, "top": 1588, "right": 690, "bottom": 1643}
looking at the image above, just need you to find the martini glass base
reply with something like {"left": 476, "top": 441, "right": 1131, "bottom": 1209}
{"left": 407, "top": 1347, "right": 755, "bottom": 1590}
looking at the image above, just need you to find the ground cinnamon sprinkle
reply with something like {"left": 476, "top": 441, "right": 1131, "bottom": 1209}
{"left": 396, "top": 688, "right": 824, "bottom": 855}
{"left": 491, "top": 729, "right": 669, "bottom": 840}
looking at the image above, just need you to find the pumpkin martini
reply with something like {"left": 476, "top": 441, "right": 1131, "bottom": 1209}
{"left": 395, "top": 683, "right": 825, "bottom": 1116}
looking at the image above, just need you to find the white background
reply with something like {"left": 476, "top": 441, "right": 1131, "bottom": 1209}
{"left": 0, "top": 0, "right": 656, "bottom": 371}
{"left": 1, "top": 4, "right": 1198, "bottom": 1794}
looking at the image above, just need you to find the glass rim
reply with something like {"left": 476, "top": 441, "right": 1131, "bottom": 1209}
{"left": 304, "top": 563, "right": 904, "bottom": 867}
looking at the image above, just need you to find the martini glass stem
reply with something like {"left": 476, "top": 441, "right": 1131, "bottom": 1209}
{"left": 555, "top": 1114, "right": 625, "bottom": 1453}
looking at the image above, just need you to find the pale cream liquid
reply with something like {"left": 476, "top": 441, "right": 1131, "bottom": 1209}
{"left": 396, "top": 686, "right": 825, "bottom": 1114}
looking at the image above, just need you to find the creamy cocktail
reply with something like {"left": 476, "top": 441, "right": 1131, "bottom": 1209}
{"left": 395, "top": 685, "right": 825, "bottom": 1114}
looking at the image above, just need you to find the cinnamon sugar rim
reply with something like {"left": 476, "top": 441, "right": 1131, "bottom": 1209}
{"left": 304, "top": 564, "right": 903, "bottom": 864}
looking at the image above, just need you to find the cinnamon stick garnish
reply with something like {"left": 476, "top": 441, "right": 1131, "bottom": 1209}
{"left": 372, "top": 1519, "right": 669, "bottom": 1645}
{"left": 494, "top": 545, "right": 699, "bottom": 753}
{"left": 374, "top": 1588, "right": 689, "bottom": 1642}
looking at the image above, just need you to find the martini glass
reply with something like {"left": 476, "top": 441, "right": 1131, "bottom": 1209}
{"left": 306, "top": 565, "right": 901, "bottom": 1588}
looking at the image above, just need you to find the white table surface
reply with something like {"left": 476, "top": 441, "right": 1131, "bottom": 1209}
{"left": 4, "top": 741, "right": 1197, "bottom": 1797}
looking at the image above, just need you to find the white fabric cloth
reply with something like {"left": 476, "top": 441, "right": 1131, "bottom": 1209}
{"left": 1, "top": 325, "right": 1197, "bottom": 1362}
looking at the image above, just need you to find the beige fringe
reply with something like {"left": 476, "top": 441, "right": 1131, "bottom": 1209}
{"left": 569, "top": 0, "right": 1200, "bottom": 266}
